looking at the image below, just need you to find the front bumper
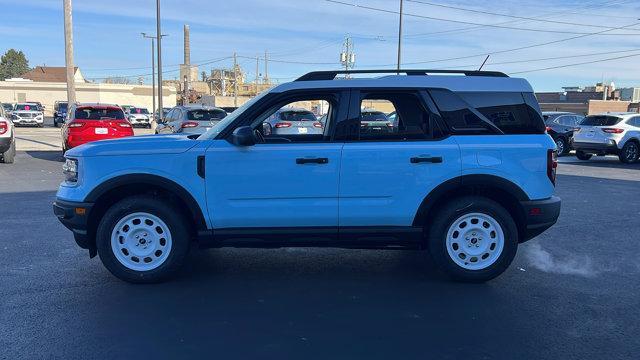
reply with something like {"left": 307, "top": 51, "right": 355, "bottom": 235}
{"left": 53, "top": 199, "right": 96, "bottom": 256}
{"left": 13, "top": 118, "right": 44, "bottom": 125}
{"left": 0, "top": 136, "right": 12, "bottom": 153}
{"left": 572, "top": 141, "right": 619, "bottom": 154}
{"left": 519, "top": 196, "right": 561, "bottom": 242}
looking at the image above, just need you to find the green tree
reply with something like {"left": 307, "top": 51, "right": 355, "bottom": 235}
{"left": 0, "top": 49, "right": 30, "bottom": 80}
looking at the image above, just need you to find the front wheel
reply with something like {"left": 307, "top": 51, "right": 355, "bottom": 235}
{"left": 427, "top": 196, "right": 518, "bottom": 282}
{"left": 619, "top": 141, "right": 639, "bottom": 164}
{"left": 576, "top": 150, "right": 592, "bottom": 161}
{"left": 555, "top": 137, "right": 568, "bottom": 156}
{"left": 96, "top": 195, "right": 191, "bottom": 283}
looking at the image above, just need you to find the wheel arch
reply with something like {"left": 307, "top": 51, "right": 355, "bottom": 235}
{"left": 413, "top": 174, "right": 529, "bottom": 242}
{"left": 85, "top": 174, "right": 207, "bottom": 244}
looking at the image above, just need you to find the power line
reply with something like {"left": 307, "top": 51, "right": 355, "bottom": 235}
{"left": 88, "top": 56, "right": 232, "bottom": 80}
{"left": 405, "top": 0, "right": 639, "bottom": 30}
{"left": 510, "top": 52, "right": 640, "bottom": 74}
{"left": 324, "top": 0, "right": 640, "bottom": 36}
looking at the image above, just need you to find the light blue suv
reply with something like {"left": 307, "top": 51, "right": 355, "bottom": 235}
{"left": 53, "top": 69, "right": 561, "bottom": 283}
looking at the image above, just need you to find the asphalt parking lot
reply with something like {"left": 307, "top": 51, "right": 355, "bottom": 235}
{"left": 1, "top": 127, "right": 640, "bottom": 359}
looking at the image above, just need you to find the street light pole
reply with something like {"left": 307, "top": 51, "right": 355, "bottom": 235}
{"left": 397, "top": 0, "right": 403, "bottom": 72}
{"left": 156, "top": 0, "right": 163, "bottom": 121}
{"left": 142, "top": 34, "right": 155, "bottom": 119}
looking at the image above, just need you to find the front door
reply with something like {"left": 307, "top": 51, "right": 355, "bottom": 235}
{"left": 205, "top": 91, "right": 348, "bottom": 232}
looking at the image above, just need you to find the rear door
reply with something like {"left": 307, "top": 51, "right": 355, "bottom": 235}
{"left": 339, "top": 89, "right": 461, "bottom": 229}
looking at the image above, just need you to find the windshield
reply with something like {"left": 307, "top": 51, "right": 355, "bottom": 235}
{"left": 15, "top": 104, "right": 39, "bottom": 111}
{"left": 75, "top": 107, "right": 125, "bottom": 120}
{"left": 279, "top": 110, "right": 316, "bottom": 121}
{"left": 580, "top": 115, "right": 622, "bottom": 126}
{"left": 188, "top": 109, "right": 227, "bottom": 121}
{"left": 130, "top": 108, "right": 149, "bottom": 114}
{"left": 59, "top": 103, "right": 68, "bottom": 111}
{"left": 199, "top": 90, "right": 269, "bottom": 139}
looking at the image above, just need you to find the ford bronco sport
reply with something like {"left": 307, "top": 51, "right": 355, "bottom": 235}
{"left": 53, "top": 69, "right": 561, "bottom": 283}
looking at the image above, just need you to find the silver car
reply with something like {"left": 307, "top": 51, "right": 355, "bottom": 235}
{"left": 127, "top": 107, "right": 152, "bottom": 128}
{"left": 156, "top": 105, "right": 227, "bottom": 136}
{"left": 262, "top": 107, "right": 323, "bottom": 136}
{"left": 11, "top": 103, "right": 45, "bottom": 127}
{"left": 572, "top": 112, "right": 640, "bottom": 163}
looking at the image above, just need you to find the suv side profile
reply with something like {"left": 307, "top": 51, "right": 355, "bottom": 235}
{"left": 53, "top": 69, "right": 561, "bottom": 284}
{"left": 542, "top": 111, "right": 584, "bottom": 155}
{"left": 572, "top": 112, "right": 640, "bottom": 163}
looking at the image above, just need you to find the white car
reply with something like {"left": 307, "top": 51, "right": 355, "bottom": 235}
{"left": 0, "top": 104, "right": 16, "bottom": 163}
{"left": 573, "top": 112, "right": 640, "bottom": 163}
{"left": 11, "top": 102, "right": 45, "bottom": 127}
{"left": 127, "top": 107, "right": 151, "bottom": 128}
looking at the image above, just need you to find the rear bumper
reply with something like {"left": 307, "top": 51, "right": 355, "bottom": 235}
{"left": 572, "top": 141, "right": 619, "bottom": 154}
{"left": 0, "top": 136, "right": 12, "bottom": 152}
{"left": 53, "top": 199, "right": 96, "bottom": 255}
{"left": 519, "top": 196, "right": 561, "bottom": 242}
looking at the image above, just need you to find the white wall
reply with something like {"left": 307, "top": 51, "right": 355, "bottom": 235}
{"left": 0, "top": 80, "right": 177, "bottom": 116}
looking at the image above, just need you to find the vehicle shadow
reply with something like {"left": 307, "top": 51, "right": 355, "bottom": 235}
{"left": 559, "top": 157, "right": 640, "bottom": 170}
{"left": 25, "top": 150, "right": 64, "bottom": 162}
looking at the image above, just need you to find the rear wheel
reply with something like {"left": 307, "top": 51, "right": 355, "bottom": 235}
{"left": 96, "top": 195, "right": 191, "bottom": 283}
{"left": 427, "top": 196, "right": 518, "bottom": 282}
{"left": 576, "top": 150, "right": 592, "bottom": 160}
{"left": 619, "top": 141, "right": 639, "bottom": 164}
{"left": 1, "top": 140, "right": 15, "bottom": 164}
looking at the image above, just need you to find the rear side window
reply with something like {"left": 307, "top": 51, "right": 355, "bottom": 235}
{"left": 428, "top": 89, "right": 488, "bottom": 134}
{"left": 458, "top": 92, "right": 545, "bottom": 134}
{"left": 188, "top": 109, "right": 227, "bottom": 121}
{"left": 75, "top": 107, "right": 124, "bottom": 120}
{"left": 581, "top": 116, "right": 622, "bottom": 126}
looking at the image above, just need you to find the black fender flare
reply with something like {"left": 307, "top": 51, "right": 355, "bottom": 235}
{"left": 85, "top": 173, "right": 207, "bottom": 230}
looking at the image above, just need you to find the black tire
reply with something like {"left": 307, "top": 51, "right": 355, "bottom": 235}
{"left": 555, "top": 137, "right": 569, "bottom": 156}
{"left": 1, "top": 140, "right": 16, "bottom": 164}
{"left": 619, "top": 141, "right": 639, "bottom": 164}
{"left": 427, "top": 196, "right": 518, "bottom": 283}
{"left": 96, "top": 195, "right": 191, "bottom": 283}
{"left": 576, "top": 150, "right": 592, "bottom": 161}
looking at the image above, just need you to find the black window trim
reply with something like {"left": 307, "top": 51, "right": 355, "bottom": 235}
{"left": 218, "top": 88, "right": 351, "bottom": 144}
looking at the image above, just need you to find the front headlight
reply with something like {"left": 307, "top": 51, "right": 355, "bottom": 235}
{"left": 63, "top": 158, "right": 78, "bottom": 183}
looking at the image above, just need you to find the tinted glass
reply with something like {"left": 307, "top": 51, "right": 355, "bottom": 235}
{"left": 75, "top": 107, "right": 125, "bottom": 120}
{"left": 580, "top": 116, "right": 622, "bottom": 126}
{"left": 459, "top": 92, "right": 545, "bottom": 134}
{"left": 130, "top": 108, "right": 149, "bottom": 114}
{"left": 358, "top": 92, "right": 439, "bottom": 141}
{"left": 188, "top": 109, "right": 227, "bottom": 121}
{"left": 428, "top": 89, "right": 487, "bottom": 133}
{"left": 278, "top": 110, "right": 316, "bottom": 122}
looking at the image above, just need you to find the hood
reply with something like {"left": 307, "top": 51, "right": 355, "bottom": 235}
{"left": 129, "top": 113, "right": 149, "bottom": 118}
{"left": 66, "top": 134, "right": 199, "bottom": 157}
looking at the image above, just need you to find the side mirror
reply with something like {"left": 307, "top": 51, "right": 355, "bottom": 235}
{"left": 230, "top": 126, "right": 256, "bottom": 146}
{"left": 262, "top": 122, "right": 272, "bottom": 136}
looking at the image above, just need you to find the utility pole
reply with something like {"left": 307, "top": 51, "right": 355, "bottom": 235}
{"left": 340, "top": 35, "right": 355, "bottom": 77}
{"left": 264, "top": 50, "right": 269, "bottom": 84}
{"left": 255, "top": 55, "right": 259, "bottom": 96}
{"left": 63, "top": 0, "right": 76, "bottom": 104}
{"left": 233, "top": 52, "right": 238, "bottom": 107}
{"left": 156, "top": 0, "right": 164, "bottom": 121}
{"left": 397, "top": 0, "right": 404, "bottom": 72}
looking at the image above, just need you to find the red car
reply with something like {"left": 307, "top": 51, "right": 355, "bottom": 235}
{"left": 62, "top": 104, "right": 134, "bottom": 153}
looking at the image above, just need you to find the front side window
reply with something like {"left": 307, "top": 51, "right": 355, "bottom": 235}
{"left": 257, "top": 99, "right": 330, "bottom": 141}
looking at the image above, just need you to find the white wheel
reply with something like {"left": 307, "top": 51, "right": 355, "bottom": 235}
{"left": 445, "top": 212, "right": 505, "bottom": 271}
{"left": 110, "top": 212, "right": 173, "bottom": 271}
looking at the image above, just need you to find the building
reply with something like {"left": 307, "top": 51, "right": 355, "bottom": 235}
{"left": 619, "top": 88, "right": 640, "bottom": 103}
{"left": 20, "top": 66, "right": 86, "bottom": 83}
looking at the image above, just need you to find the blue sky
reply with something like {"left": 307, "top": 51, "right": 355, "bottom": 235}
{"left": 1, "top": 0, "right": 639, "bottom": 91}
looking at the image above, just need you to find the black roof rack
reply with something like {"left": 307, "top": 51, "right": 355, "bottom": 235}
{"left": 295, "top": 69, "right": 509, "bottom": 81}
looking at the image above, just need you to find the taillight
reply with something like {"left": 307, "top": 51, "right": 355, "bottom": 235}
{"left": 118, "top": 122, "right": 132, "bottom": 128}
{"left": 181, "top": 121, "right": 198, "bottom": 128}
{"left": 313, "top": 122, "right": 323, "bottom": 128}
{"left": 545, "top": 126, "right": 552, "bottom": 132}
{"left": 0, "top": 121, "right": 7, "bottom": 135}
{"left": 547, "top": 149, "right": 558, "bottom": 186}
{"left": 68, "top": 122, "right": 84, "bottom": 128}
{"left": 602, "top": 128, "right": 624, "bottom": 134}
{"left": 274, "top": 122, "right": 291, "bottom": 128}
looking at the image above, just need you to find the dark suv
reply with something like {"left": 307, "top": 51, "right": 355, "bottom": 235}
{"left": 542, "top": 111, "right": 584, "bottom": 155}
